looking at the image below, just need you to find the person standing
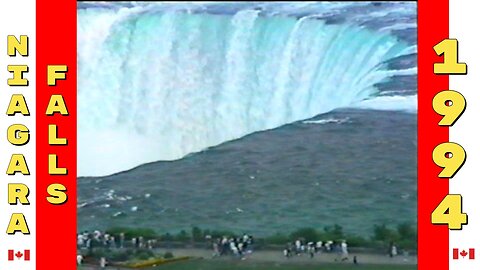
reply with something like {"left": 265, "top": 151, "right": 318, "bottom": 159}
{"left": 77, "top": 254, "right": 83, "bottom": 265}
{"left": 283, "top": 244, "right": 291, "bottom": 258}
{"left": 212, "top": 241, "right": 220, "bottom": 257}
{"left": 100, "top": 257, "right": 107, "bottom": 269}
{"left": 391, "top": 244, "right": 398, "bottom": 257}
{"left": 316, "top": 241, "right": 323, "bottom": 253}
{"left": 295, "top": 239, "right": 301, "bottom": 255}
{"left": 341, "top": 240, "right": 349, "bottom": 261}
{"left": 120, "top": 232, "right": 125, "bottom": 248}
{"left": 308, "top": 242, "right": 315, "bottom": 258}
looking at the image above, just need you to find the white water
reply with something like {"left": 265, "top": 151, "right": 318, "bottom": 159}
{"left": 351, "top": 94, "right": 417, "bottom": 113}
{"left": 78, "top": 8, "right": 413, "bottom": 176}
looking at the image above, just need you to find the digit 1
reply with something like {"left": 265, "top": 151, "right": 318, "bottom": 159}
{"left": 433, "top": 39, "right": 467, "bottom": 74}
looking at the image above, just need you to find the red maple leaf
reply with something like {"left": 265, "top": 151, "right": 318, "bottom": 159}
{"left": 15, "top": 251, "right": 23, "bottom": 259}
{"left": 460, "top": 250, "right": 468, "bottom": 258}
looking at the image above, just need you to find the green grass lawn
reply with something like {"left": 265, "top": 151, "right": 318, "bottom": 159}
{"left": 153, "top": 260, "right": 416, "bottom": 270}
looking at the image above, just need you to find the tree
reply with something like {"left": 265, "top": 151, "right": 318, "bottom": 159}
{"left": 175, "top": 230, "right": 190, "bottom": 242}
{"left": 323, "top": 224, "right": 345, "bottom": 240}
{"left": 397, "top": 223, "right": 416, "bottom": 241}
{"left": 192, "top": 227, "right": 203, "bottom": 242}
{"left": 290, "top": 228, "right": 319, "bottom": 241}
{"left": 373, "top": 224, "right": 399, "bottom": 242}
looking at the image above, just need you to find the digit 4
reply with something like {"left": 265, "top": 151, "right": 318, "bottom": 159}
{"left": 431, "top": 194, "right": 468, "bottom": 230}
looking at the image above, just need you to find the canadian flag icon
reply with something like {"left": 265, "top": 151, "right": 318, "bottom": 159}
{"left": 453, "top": 248, "right": 475, "bottom": 260}
{"left": 8, "top": 250, "right": 30, "bottom": 261}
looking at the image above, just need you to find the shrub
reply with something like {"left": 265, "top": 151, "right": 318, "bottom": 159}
{"left": 106, "top": 227, "right": 157, "bottom": 240}
{"left": 164, "top": 252, "right": 174, "bottom": 259}
{"left": 264, "top": 233, "right": 290, "bottom": 245}
{"left": 345, "top": 235, "right": 369, "bottom": 247}
{"left": 209, "top": 230, "right": 236, "bottom": 239}
{"left": 192, "top": 227, "right": 203, "bottom": 242}
{"left": 161, "top": 233, "right": 173, "bottom": 241}
{"left": 323, "top": 224, "right": 345, "bottom": 240}
{"left": 135, "top": 250, "right": 154, "bottom": 260}
{"left": 290, "top": 228, "right": 319, "bottom": 241}
{"left": 87, "top": 248, "right": 154, "bottom": 262}
{"left": 397, "top": 223, "right": 416, "bottom": 241}
{"left": 174, "top": 230, "right": 190, "bottom": 242}
{"left": 373, "top": 224, "right": 399, "bottom": 242}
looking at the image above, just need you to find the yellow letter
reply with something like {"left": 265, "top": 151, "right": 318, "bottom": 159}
{"left": 49, "top": 125, "right": 67, "bottom": 145}
{"left": 8, "top": 183, "right": 30, "bottom": 205}
{"left": 6, "top": 213, "right": 30, "bottom": 235}
{"left": 47, "top": 65, "right": 67, "bottom": 86}
{"left": 46, "top": 95, "right": 69, "bottom": 115}
{"left": 7, "top": 65, "right": 29, "bottom": 86}
{"left": 7, "top": 94, "right": 30, "bottom": 116}
{"left": 6, "top": 154, "right": 29, "bottom": 175}
{"left": 7, "top": 35, "right": 28, "bottom": 56}
{"left": 7, "top": 124, "right": 30, "bottom": 146}
{"left": 49, "top": 154, "right": 67, "bottom": 175}
{"left": 47, "top": 183, "right": 67, "bottom": 205}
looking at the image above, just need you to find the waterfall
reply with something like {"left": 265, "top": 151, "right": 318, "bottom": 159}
{"left": 77, "top": 6, "right": 412, "bottom": 176}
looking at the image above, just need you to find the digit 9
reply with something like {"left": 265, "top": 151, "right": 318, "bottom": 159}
{"left": 432, "top": 90, "right": 466, "bottom": 126}
{"left": 432, "top": 142, "right": 466, "bottom": 178}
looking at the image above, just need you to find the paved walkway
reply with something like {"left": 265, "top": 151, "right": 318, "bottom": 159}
{"left": 171, "top": 248, "right": 417, "bottom": 265}
{"left": 78, "top": 248, "right": 417, "bottom": 269}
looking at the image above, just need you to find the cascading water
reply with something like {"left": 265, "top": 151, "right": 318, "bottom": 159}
{"left": 78, "top": 3, "right": 415, "bottom": 177}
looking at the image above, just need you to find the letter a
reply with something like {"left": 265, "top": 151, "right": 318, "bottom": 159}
{"left": 7, "top": 94, "right": 30, "bottom": 116}
{"left": 6, "top": 213, "right": 30, "bottom": 235}
{"left": 6, "top": 154, "right": 30, "bottom": 175}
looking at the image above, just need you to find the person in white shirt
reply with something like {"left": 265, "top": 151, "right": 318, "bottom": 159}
{"left": 316, "top": 241, "right": 323, "bottom": 253}
{"left": 76, "top": 254, "right": 83, "bottom": 265}
{"left": 391, "top": 245, "right": 398, "bottom": 257}
{"left": 295, "top": 239, "right": 301, "bottom": 255}
{"left": 100, "top": 257, "right": 107, "bottom": 269}
{"left": 341, "top": 240, "right": 349, "bottom": 261}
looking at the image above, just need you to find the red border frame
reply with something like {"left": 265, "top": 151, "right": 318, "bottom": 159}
{"left": 418, "top": 0, "right": 449, "bottom": 269}
{"left": 36, "top": 0, "right": 77, "bottom": 268}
